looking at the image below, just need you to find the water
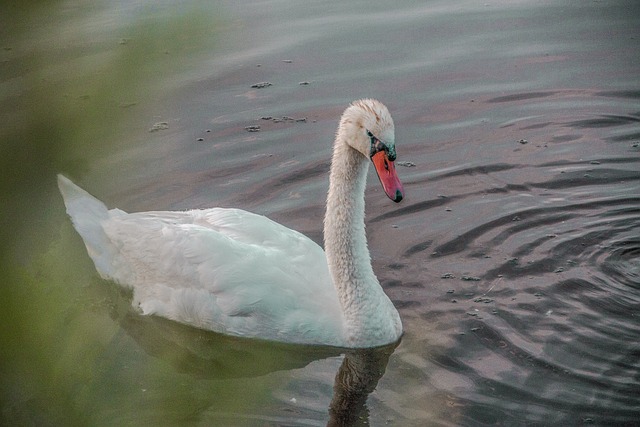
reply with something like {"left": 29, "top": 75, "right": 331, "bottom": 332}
{"left": 2, "top": 0, "right": 639, "bottom": 425}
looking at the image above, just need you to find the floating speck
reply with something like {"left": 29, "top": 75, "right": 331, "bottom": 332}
{"left": 149, "top": 122, "right": 169, "bottom": 132}
{"left": 461, "top": 275, "right": 481, "bottom": 281}
{"left": 396, "top": 161, "right": 416, "bottom": 167}
{"left": 518, "top": 139, "right": 528, "bottom": 144}
{"left": 589, "top": 160, "right": 601, "bottom": 165}
{"left": 251, "top": 82, "right": 272, "bottom": 89}
{"left": 282, "top": 59, "right": 293, "bottom": 63}
{"left": 245, "top": 125, "right": 261, "bottom": 132}
{"left": 196, "top": 137, "right": 204, "bottom": 142}
{"left": 299, "top": 81, "right": 310, "bottom": 85}
{"left": 441, "top": 273, "right": 455, "bottom": 279}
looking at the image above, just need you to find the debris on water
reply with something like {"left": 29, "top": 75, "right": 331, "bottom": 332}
{"left": 263, "top": 116, "right": 308, "bottom": 124}
{"left": 534, "top": 292, "right": 544, "bottom": 297}
{"left": 512, "top": 215, "right": 521, "bottom": 221}
{"left": 299, "top": 81, "right": 310, "bottom": 85}
{"left": 149, "top": 122, "right": 169, "bottom": 132}
{"left": 466, "top": 311, "right": 479, "bottom": 317}
{"left": 461, "top": 275, "right": 481, "bottom": 281}
{"left": 470, "top": 327, "right": 481, "bottom": 332}
{"left": 119, "top": 38, "right": 130, "bottom": 45}
{"left": 206, "top": 129, "right": 211, "bottom": 133}
{"left": 282, "top": 59, "right": 293, "bottom": 63}
{"left": 446, "top": 289, "right": 455, "bottom": 294}
{"left": 196, "top": 137, "right": 204, "bottom": 142}
{"left": 445, "top": 208, "right": 452, "bottom": 212}
{"left": 442, "top": 273, "right": 455, "bottom": 279}
{"left": 474, "top": 297, "right": 494, "bottom": 303}
{"left": 396, "top": 161, "right": 416, "bottom": 167}
{"left": 451, "top": 299, "right": 458, "bottom": 303}
{"left": 632, "top": 142, "right": 639, "bottom": 147}
{"left": 251, "top": 82, "right": 272, "bottom": 89}
{"left": 245, "top": 125, "right": 261, "bottom": 132}
{"left": 589, "top": 160, "right": 601, "bottom": 165}
{"left": 518, "top": 139, "right": 528, "bottom": 144}
{"left": 554, "top": 267, "right": 564, "bottom": 273}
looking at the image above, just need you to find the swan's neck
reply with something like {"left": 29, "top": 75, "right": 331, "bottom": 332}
{"left": 323, "top": 137, "right": 401, "bottom": 346}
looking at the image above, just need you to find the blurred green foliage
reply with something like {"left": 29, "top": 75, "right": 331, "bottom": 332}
{"left": 0, "top": 1, "right": 220, "bottom": 424}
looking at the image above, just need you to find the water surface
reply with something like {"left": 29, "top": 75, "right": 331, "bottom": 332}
{"left": 2, "top": 0, "right": 639, "bottom": 425}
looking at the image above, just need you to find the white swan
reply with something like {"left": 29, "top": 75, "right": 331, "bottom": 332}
{"left": 58, "top": 99, "right": 405, "bottom": 348}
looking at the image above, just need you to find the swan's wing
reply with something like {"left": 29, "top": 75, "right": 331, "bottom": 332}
{"left": 100, "top": 207, "right": 343, "bottom": 344}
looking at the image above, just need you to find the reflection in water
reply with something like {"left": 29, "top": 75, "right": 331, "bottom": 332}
{"left": 116, "top": 300, "right": 397, "bottom": 426}
{"left": 118, "top": 312, "right": 342, "bottom": 379}
{"left": 328, "top": 346, "right": 396, "bottom": 427}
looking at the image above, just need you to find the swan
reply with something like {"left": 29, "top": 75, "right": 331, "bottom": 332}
{"left": 58, "top": 99, "right": 405, "bottom": 348}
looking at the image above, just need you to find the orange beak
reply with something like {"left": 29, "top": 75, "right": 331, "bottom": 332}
{"left": 371, "top": 151, "right": 404, "bottom": 203}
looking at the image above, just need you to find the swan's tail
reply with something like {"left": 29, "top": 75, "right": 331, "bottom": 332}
{"left": 57, "top": 174, "right": 118, "bottom": 279}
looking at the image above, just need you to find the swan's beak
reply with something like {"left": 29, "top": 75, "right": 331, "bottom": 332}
{"left": 371, "top": 151, "right": 404, "bottom": 203}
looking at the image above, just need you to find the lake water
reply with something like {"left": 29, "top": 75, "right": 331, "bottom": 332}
{"left": 2, "top": 0, "right": 639, "bottom": 425}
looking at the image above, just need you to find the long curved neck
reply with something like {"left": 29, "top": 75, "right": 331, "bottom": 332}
{"left": 323, "top": 138, "right": 373, "bottom": 291}
{"left": 323, "top": 136, "right": 395, "bottom": 346}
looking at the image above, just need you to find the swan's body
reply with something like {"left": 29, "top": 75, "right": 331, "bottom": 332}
{"left": 59, "top": 99, "right": 405, "bottom": 348}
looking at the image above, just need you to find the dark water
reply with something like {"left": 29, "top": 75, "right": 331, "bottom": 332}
{"left": 2, "top": 0, "right": 639, "bottom": 426}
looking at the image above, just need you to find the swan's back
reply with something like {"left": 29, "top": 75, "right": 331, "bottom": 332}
{"left": 58, "top": 175, "right": 345, "bottom": 345}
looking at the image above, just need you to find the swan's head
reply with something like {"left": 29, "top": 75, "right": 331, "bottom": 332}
{"left": 339, "top": 99, "right": 404, "bottom": 203}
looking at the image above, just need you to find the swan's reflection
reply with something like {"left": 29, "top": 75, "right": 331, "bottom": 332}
{"left": 118, "top": 311, "right": 397, "bottom": 425}
{"left": 327, "top": 344, "right": 396, "bottom": 426}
